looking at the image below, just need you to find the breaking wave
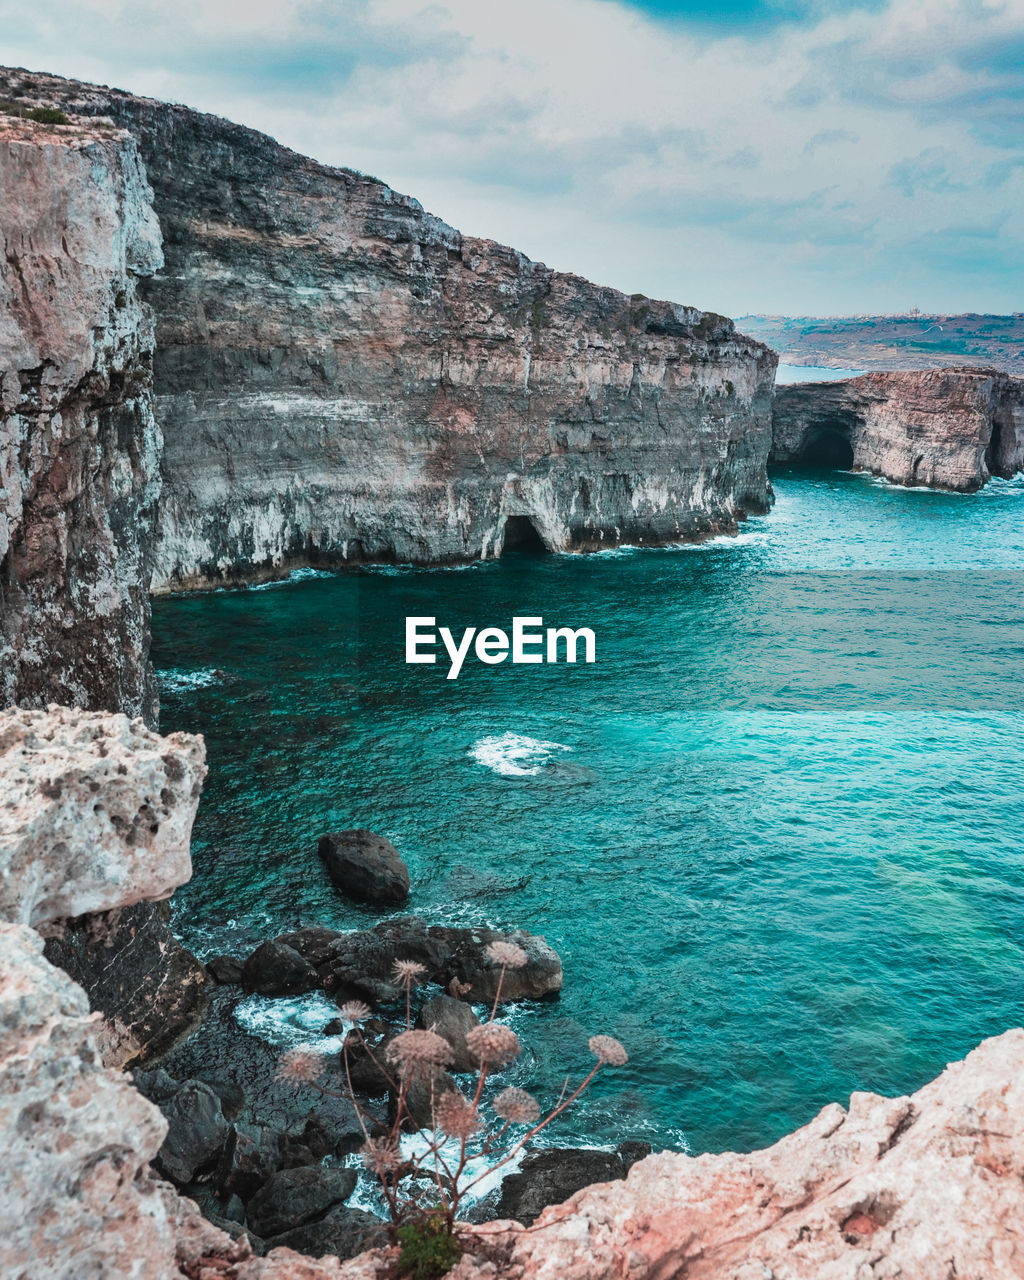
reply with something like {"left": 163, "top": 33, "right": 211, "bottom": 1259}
{"left": 470, "top": 732, "right": 571, "bottom": 777}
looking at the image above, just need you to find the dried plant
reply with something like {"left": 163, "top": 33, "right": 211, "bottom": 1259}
{"left": 277, "top": 942, "right": 629, "bottom": 1273}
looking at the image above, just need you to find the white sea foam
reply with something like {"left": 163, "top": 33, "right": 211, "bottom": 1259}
{"left": 470, "top": 732, "right": 571, "bottom": 777}
{"left": 247, "top": 566, "right": 336, "bottom": 590}
{"left": 233, "top": 991, "right": 350, "bottom": 1053}
{"left": 156, "top": 667, "right": 223, "bottom": 693}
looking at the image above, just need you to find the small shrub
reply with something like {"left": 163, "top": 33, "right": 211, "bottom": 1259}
{"left": 25, "top": 107, "right": 68, "bottom": 125}
{"left": 278, "top": 942, "right": 630, "bottom": 1257}
{"left": 397, "top": 1215, "right": 462, "bottom": 1280}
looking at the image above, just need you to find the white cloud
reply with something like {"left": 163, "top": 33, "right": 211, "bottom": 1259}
{"left": 2, "top": 0, "right": 1022, "bottom": 312}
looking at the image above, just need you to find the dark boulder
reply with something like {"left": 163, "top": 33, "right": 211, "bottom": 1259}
{"left": 317, "top": 829, "right": 410, "bottom": 906}
{"left": 493, "top": 1142, "right": 652, "bottom": 1226}
{"left": 155, "top": 1079, "right": 230, "bottom": 1184}
{"left": 339, "top": 1024, "right": 398, "bottom": 1095}
{"left": 207, "top": 954, "right": 244, "bottom": 984}
{"left": 394, "top": 1070, "right": 460, "bottom": 1129}
{"left": 275, "top": 926, "right": 345, "bottom": 975}
{"left": 416, "top": 994, "right": 480, "bottom": 1073}
{"left": 246, "top": 1165, "right": 358, "bottom": 1238}
{"left": 241, "top": 940, "right": 319, "bottom": 996}
{"left": 214, "top": 1121, "right": 284, "bottom": 1202}
{"left": 441, "top": 927, "right": 562, "bottom": 1004}
{"left": 43, "top": 900, "right": 208, "bottom": 1064}
{"left": 266, "top": 1206, "right": 385, "bottom": 1260}
{"left": 201, "top": 1077, "right": 245, "bottom": 1121}
{"left": 324, "top": 916, "right": 452, "bottom": 1006}
{"left": 132, "top": 1066, "right": 181, "bottom": 1105}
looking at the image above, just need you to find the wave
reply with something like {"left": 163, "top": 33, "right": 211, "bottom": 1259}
{"left": 232, "top": 991, "right": 350, "bottom": 1053}
{"left": 157, "top": 667, "right": 224, "bottom": 693}
{"left": 247, "top": 565, "right": 337, "bottom": 591}
{"left": 470, "top": 732, "right": 571, "bottom": 777}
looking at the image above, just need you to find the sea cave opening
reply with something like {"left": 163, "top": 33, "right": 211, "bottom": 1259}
{"left": 501, "top": 514, "right": 548, "bottom": 555}
{"left": 798, "top": 422, "right": 855, "bottom": 469}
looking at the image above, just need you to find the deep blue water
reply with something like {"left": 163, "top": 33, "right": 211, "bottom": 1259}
{"left": 152, "top": 471, "right": 1024, "bottom": 1156}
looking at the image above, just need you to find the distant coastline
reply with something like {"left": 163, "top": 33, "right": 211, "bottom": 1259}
{"left": 736, "top": 312, "right": 1024, "bottom": 373}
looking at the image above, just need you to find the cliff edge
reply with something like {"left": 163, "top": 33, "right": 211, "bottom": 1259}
{"left": 0, "top": 106, "right": 163, "bottom": 717}
{"left": 0, "top": 68, "right": 777, "bottom": 590}
{"left": 772, "top": 368, "right": 1024, "bottom": 490}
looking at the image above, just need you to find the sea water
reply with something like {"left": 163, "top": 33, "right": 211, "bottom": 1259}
{"left": 152, "top": 471, "right": 1024, "bottom": 1157}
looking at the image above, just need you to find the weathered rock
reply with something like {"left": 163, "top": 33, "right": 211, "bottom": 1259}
{"left": 208, "top": 953, "right": 246, "bottom": 984}
{"left": 772, "top": 368, "right": 1024, "bottom": 490}
{"left": 493, "top": 1143, "right": 651, "bottom": 1227}
{"left": 264, "top": 1207, "right": 386, "bottom": 1263}
{"left": 215, "top": 1121, "right": 285, "bottom": 1203}
{"left": 43, "top": 899, "right": 208, "bottom": 1064}
{"left": 397, "top": 1070, "right": 461, "bottom": 1130}
{"left": 416, "top": 994, "right": 481, "bottom": 1073}
{"left": 275, "top": 926, "right": 345, "bottom": 971}
{"left": 155, "top": 1078, "right": 230, "bottom": 1184}
{"left": 451, "top": 1028, "right": 1024, "bottom": 1279}
{"left": 242, "top": 940, "right": 320, "bottom": 997}
{"left": 322, "top": 917, "right": 561, "bottom": 1010}
{"left": 0, "top": 110, "right": 163, "bottom": 720}
{"left": 0, "top": 705, "right": 205, "bottom": 926}
{"left": 318, "top": 830, "right": 411, "bottom": 907}
{"left": 0, "top": 69, "right": 776, "bottom": 591}
{"left": 246, "top": 1166, "right": 359, "bottom": 1239}
{"left": 0, "top": 923, "right": 183, "bottom": 1279}
{"left": 442, "top": 928, "right": 563, "bottom": 1004}
{"left": 339, "top": 1024, "right": 399, "bottom": 1095}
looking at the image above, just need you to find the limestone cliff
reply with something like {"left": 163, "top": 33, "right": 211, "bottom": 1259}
{"left": 772, "top": 367, "right": 1024, "bottom": 490}
{"left": 0, "top": 69, "right": 776, "bottom": 589}
{"left": 0, "top": 108, "right": 163, "bottom": 717}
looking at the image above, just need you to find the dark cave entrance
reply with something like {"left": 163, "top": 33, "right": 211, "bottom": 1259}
{"left": 985, "top": 417, "right": 1006, "bottom": 476}
{"left": 501, "top": 514, "right": 548, "bottom": 555}
{"left": 799, "top": 422, "right": 855, "bottom": 469}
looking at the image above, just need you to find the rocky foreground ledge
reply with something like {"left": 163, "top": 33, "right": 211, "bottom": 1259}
{"left": 2, "top": 705, "right": 1023, "bottom": 1278}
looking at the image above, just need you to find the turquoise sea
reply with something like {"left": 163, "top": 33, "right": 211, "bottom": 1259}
{"left": 153, "top": 470, "right": 1024, "bottom": 1157}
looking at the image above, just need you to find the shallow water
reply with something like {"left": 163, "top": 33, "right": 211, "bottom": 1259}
{"left": 153, "top": 471, "right": 1024, "bottom": 1156}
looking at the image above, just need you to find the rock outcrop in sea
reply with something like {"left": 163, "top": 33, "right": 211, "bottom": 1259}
{"left": 772, "top": 367, "right": 1024, "bottom": 490}
{"left": 0, "top": 68, "right": 777, "bottom": 593}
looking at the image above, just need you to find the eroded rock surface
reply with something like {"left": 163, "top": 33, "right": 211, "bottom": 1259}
{"left": 0, "top": 69, "right": 777, "bottom": 588}
{"left": 0, "top": 107, "right": 163, "bottom": 718}
{"left": 449, "top": 1027, "right": 1024, "bottom": 1279}
{"left": 0, "top": 704, "right": 205, "bottom": 926}
{"left": 772, "top": 368, "right": 1024, "bottom": 490}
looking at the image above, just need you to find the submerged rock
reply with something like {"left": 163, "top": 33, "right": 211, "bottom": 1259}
{"left": 318, "top": 830, "right": 411, "bottom": 906}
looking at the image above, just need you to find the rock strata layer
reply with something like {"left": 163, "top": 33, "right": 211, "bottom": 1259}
{"left": 0, "top": 107, "right": 163, "bottom": 717}
{"left": 0, "top": 69, "right": 777, "bottom": 588}
{"left": 772, "top": 368, "right": 1024, "bottom": 490}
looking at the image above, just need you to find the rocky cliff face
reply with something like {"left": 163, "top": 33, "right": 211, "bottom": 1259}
{"left": 772, "top": 368, "right": 1024, "bottom": 490}
{"left": 0, "top": 106, "right": 163, "bottom": 716}
{"left": 0, "top": 69, "right": 776, "bottom": 589}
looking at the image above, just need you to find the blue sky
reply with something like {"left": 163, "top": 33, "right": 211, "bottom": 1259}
{"left": 2, "top": 0, "right": 1022, "bottom": 315}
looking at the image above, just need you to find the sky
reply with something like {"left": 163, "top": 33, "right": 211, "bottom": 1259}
{"left": 2, "top": 0, "right": 1023, "bottom": 316}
